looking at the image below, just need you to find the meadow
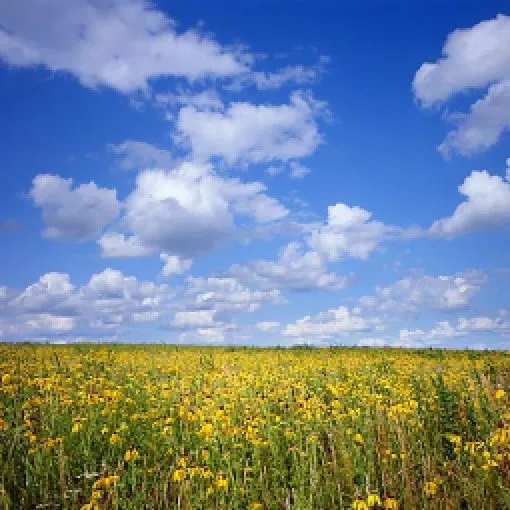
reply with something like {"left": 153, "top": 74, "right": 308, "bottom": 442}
{"left": 0, "top": 344, "right": 509, "bottom": 509}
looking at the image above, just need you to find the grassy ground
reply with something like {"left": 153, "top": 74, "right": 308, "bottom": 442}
{"left": 0, "top": 344, "right": 509, "bottom": 509}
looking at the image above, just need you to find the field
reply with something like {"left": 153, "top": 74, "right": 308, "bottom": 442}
{"left": 0, "top": 345, "right": 509, "bottom": 509}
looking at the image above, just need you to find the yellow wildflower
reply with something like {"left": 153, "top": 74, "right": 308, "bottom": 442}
{"left": 172, "top": 468, "right": 186, "bottom": 482}
{"left": 109, "top": 433, "right": 120, "bottom": 444}
{"left": 367, "top": 493, "right": 382, "bottom": 507}
{"left": 423, "top": 481, "right": 437, "bottom": 497}
{"left": 124, "top": 447, "right": 139, "bottom": 462}
{"left": 352, "top": 499, "right": 368, "bottom": 510}
{"left": 354, "top": 433, "right": 364, "bottom": 445}
{"left": 384, "top": 497, "right": 398, "bottom": 509}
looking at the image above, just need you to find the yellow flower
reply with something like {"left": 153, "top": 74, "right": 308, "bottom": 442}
{"left": 384, "top": 497, "right": 398, "bottom": 509}
{"left": 93, "top": 475, "right": 119, "bottom": 491}
{"left": 215, "top": 476, "right": 228, "bottom": 491}
{"left": 367, "top": 493, "right": 381, "bottom": 507}
{"left": 100, "top": 426, "right": 108, "bottom": 434}
{"left": 495, "top": 388, "right": 505, "bottom": 400}
{"left": 201, "top": 468, "right": 213, "bottom": 479}
{"left": 354, "top": 433, "right": 364, "bottom": 445}
{"left": 124, "top": 447, "right": 139, "bottom": 462}
{"left": 109, "top": 433, "right": 120, "bottom": 444}
{"left": 250, "top": 503, "right": 263, "bottom": 510}
{"left": 423, "top": 481, "right": 437, "bottom": 497}
{"left": 352, "top": 499, "right": 368, "bottom": 510}
{"left": 172, "top": 468, "right": 186, "bottom": 482}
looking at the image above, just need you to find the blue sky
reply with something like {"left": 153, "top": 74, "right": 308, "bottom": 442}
{"left": 1, "top": 0, "right": 510, "bottom": 348}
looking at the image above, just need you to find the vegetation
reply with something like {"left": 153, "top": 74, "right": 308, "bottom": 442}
{"left": 0, "top": 344, "right": 509, "bottom": 509}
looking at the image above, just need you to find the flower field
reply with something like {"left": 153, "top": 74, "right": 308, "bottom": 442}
{"left": 0, "top": 344, "right": 509, "bottom": 509}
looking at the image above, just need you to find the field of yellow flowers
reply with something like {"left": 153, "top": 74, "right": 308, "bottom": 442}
{"left": 0, "top": 344, "right": 509, "bottom": 509}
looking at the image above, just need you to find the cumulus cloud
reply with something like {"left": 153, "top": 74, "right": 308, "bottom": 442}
{"left": 398, "top": 316, "right": 510, "bottom": 347}
{"left": 0, "top": 0, "right": 249, "bottom": 93}
{"left": 160, "top": 253, "right": 192, "bottom": 277}
{"left": 170, "top": 306, "right": 239, "bottom": 344}
{"left": 229, "top": 242, "right": 349, "bottom": 292}
{"left": 398, "top": 321, "right": 462, "bottom": 347}
{"left": 172, "top": 310, "right": 217, "bottom": 328}
{"left": 175, "top": 90, "right": 326, "bottom": 165}
{"left": 357, "top": 270, "right": 486, "bottom": 314}
{"left": 186, "top": 276, "right": 284, "bottom": 313}
{"left": 429, "top": 162, "right": 510, "bottom": 237}
{"left": 116, "top": 161, "right": 287, "bottom": 257}
{"left": 30, "top": 174, "right": 121, "bottom": 241}
{"left": 109, "top": 140, "right": 173, "bottom": 170}
{"left": 255, "top": 321, "right": 280, "bottom": 331}
{"left": 0, "top": 268, "right": 175, "bottom": 340}
{"left": 307, "top": 203, "right": 392, "bottom": 261}
{"left": 10, "top": 272, "right": 75, "bottom": 313}
{"left": 283, "top": 305, "right": 382, "bottom": 340}
{"left": 99, "top": 233, "right": 152, "bottom": 258}
{"left": 413, "top": 15, "right": 510, "bottom": 155}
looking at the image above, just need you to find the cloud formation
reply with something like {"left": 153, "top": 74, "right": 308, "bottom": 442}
{"left": 413, "top": 15, "right": 510, "bottom": 156}
{"left": 30, "top": 174, "right": 121, "bottom": 241}
{"left": 307, "top": 203, "right": 392, "bottom": 261}
{"left": 429, "top": 161, "right": 510, "bottom": 237}
{"left": 0, "top": 0, "right": 249, "bottom": 93}
{"left": 175, "top": 91, "right": 326, "bottom": 166}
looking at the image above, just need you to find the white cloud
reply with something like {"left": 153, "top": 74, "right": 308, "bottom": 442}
{"left": 11, "top": 272, "right": 74, "bottom": 312}
{"left": 172, "top": 310, "right": 216, "bottom": 328}
{"left": 155, "top": 89, "right": 224, "bottom": 111}
{"left": 266, "top": 161, "right": 311, "bottom": 179}
{"left": 413, "top": 15, "right": 510, "bottom": 155}
{"left": 226, "top": 57, "right": 329, "bottom": 91}
{"left": 109, "top": 140, "right": 173, "bottom": 170}
{"left": 429, "top": 163, "right": 510, "bottom": 237}
{"left": 0, "top": 268, "right": 175, "bottom": 340}
{"left": 30, "top": 174, "right": 121, "bottom": 241}
{"left": 118, "top": 161, "right": 287, "bottom": 257}
{"left": 171, "top": 307, "right": 237, "bottom": 344}
{"left": 229, "top": 242, "right": 349, "bottom": 292}
{"left": 457, "top": 316, "right": 510, "bottom": 335}
{"left": 186, "top": 276, "right": 284, "bottom": 313}
{"left": 289, "top": 161, "right": 311, "bottom": 179}
{"left": 358, "top": 270, "right": 486, "bottom": 314}
{"left": 80, "top": 269, "right": 173, "bottom": 327}
{"left": 160, "top": 253, "right": 192, "bottom": 277}
{"left": 438, "top": 81, "right": 510, "bottom": 157}
{"left": 283, "top": 306, "right": 381, "bottom": 340}
{"left": 178, "top": 324, "right": 234, "bottom": 344}
{"left": 232, "top": 193, "right": 289, "bottom": 223}
{"left": 255, "top": 321, "right": 280, "bottom": 331}
{"left": 397, "top": 321, "right": 460, "bottom": 347}
{"left": 398, "top": 316, "right": 510, "bottom": 347}
{"left": 26, "top": 313, "right": 75, "bottom": 332}
{"left": 307, "top": 203, "right": 391, "bottom": 261}
{"left": 357, "top": 337, "right": 387, "bottom": 347}
{"left": 99, "top": 233, "right": 153, "bottom": 258}
{"left": 0, "top": 0, "right": 249, "bottom": 93}
{"left": 175, "top": 90, "right": 326, "bottom": 166}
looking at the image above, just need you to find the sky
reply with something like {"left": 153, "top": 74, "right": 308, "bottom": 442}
{"left": 1, "top": 0, "right": 510, "bottom": 348}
